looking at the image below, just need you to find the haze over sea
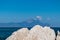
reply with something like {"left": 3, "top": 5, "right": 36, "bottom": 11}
{"left": 0, "top": 0, "right": 60, "bottom": 27}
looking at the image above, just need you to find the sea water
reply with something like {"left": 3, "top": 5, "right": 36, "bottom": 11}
{"left": 0, "top": 27, "right": 60, "bottom": 40}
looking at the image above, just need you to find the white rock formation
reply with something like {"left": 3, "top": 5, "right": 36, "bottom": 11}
{"left": 43, "top": 26, "right": 56, "bottom": 40}
{"left": 6, "top": 28, "right": 29, "bottom": 40}
{"left": 6, "top": 25, "right": 56, "bottom": 40}
{"left": 56, "top": 31, "right": 60, "bottom": 40}
{"left": 23, "top": 25, "right": 56, "bottom": 40}
{"left": 23, "top": 25, "right": 44, "bottom": 40}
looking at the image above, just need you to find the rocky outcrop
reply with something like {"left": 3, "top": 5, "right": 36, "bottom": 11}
{"left": 6, "top": 28, "right": 29, "bottom": 40}
{"left": 23, "top": 25, "right": 55, "bottom": 40}
{"left": 6, "top": 25, "right": 56, "bottom": 40}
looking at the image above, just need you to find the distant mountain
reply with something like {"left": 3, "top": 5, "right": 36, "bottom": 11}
{"left": 0, "top": 17, "right": 51, "bottom": 27}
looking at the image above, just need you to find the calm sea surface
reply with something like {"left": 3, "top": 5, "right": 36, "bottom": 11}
{"left": 0, "top": 27, "right": 60, "bottom": 40}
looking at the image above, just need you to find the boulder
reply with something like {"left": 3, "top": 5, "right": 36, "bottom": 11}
{"left": 23, "top": 25, "right": 56, "bottom": 40}
{"left": 56, "top": 31, "right": 60, "bottom": 40}
{"left": 6, "top": 28, "right": 29, "bottom": 40}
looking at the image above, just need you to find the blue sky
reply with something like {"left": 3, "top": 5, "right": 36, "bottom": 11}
{"left": 0, "top": 0, "right": 60, "bottom": 27}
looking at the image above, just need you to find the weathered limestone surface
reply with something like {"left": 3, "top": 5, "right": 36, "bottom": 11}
{"left": 6, "top": 25, "right": 56, "bottom": 40}
{"left": 6, "top": 28, "right": 29, "bottom": 40}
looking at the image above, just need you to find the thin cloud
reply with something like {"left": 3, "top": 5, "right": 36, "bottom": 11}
{"left": 36, "top": 16, "right": 42, "bottom": 20}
